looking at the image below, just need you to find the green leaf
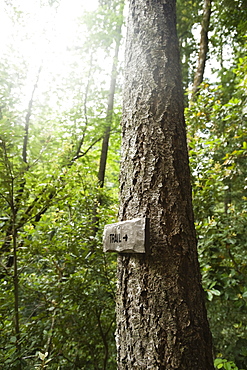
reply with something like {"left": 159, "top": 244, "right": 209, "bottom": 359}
{"left": 9, "top": 336, "right": 16, "bottom": 343}
{"left": 215, "top": 358, "right": 224, "bottom": 367}
{"left": 38, "top": 352, "right": 48, "bottom": 361}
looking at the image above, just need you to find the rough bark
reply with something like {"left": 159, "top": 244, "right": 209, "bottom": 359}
{"left": 116, "top": 0, "right": 214, "bottom": 369}
{"left": 192, "top": 0, "right": 212, "bottom": 97}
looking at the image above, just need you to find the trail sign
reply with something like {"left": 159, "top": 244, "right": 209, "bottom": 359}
{"left": 103, "top": 217, "right": 148, "bottom": 253}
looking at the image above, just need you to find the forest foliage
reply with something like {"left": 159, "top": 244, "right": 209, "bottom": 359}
{"left": 0, "top": 0, "right": 246, "bottom": 369}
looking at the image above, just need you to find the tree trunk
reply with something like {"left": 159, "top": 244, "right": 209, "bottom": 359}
{"left": 192, "top": 0, "right": 212, "bottom": 97}
{"left": 116, "top": 0, "right": 214, "bottom": 369}
{"left": 98, "top": 36, "right": 121, "bottom": 187}
{"left": 98, "top": 0, "right": 124, "bottom": 188}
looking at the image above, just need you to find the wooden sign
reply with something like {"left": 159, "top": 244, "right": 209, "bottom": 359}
{"left": 103, "top": 217, "right": 148, "bottom": 253}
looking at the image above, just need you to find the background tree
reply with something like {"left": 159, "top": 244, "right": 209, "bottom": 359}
{"left": 97, "top": 0, "right": 124, "bottom": 188}
{"left": 192, "top": 0, "right": 212, "bottom": 97}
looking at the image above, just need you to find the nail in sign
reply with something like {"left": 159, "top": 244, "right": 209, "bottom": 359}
{"left": 103, "top": 218, "right": 148, "bottom": 253}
